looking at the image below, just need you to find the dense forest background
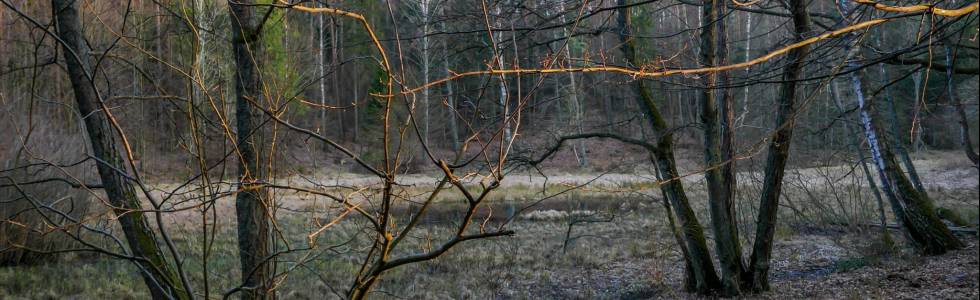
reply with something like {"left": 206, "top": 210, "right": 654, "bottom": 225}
{"left": 2, "top": 0, "right": 975, "bottom": 170}
{"left": 0, "top": 0, "right": 978, "bottom": 299}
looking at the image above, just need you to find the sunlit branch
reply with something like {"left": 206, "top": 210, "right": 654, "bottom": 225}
{"left": 380, "top": 3, "right": 978, "bottom": 97}
{"left": 854, "top": 0, "right": 979, "bottom": 17}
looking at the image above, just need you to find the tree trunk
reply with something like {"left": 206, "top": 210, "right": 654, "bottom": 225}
{"left": 51, "top": 0, "right": 190, "bottom": 299}
{"left": 191, "top": 0, "right": 214, "bottom": 155}
{"left": 831, "top": 81, "right": 893, "bottom": 246}
{"left": 652, "top": 159, "right": 697, "bottom": 292}
{"left": 618, "top": 1, "right": 721, "bottom": 294}
{"left": 493, "top": 6, "right": 511, "bottom": 144}
{"left": 332, "top": 17, "right": 344, "bottom": 140}
{"left": 944, "top": 41, "right": 979, "bottom": 167}
{"left": 228, "top": 2, "right": 274, "bottom": 298}
{"left": 911, "top": 70, "right": 924, "bottom": 152}
{"left": 699, "top": 0, "right": 744, "bottom": 295}
{"left": 318, "top": 4, "right": 327, "bottom": 143}
{"left": 556, "top": 0, "right": 587, "bottom": 167}
{"left": 443, "top": 21, "right": 460, "bottom": 152}
{"left": 746, "top": 0, "right": 811, "bottom": 291}
{"left": 416, "top": 0, "right": 431, "bottom": 145}
{"left": 741, "top": 8, "right": 752, "bottom": 111}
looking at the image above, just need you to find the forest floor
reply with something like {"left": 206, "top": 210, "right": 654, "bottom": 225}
{"left": 0, "top": 151, "right": 977, "bottom": 299}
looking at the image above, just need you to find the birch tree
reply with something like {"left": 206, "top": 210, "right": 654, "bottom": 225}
{"left": 838, "top": 0, "right": 963, "bottom": 255}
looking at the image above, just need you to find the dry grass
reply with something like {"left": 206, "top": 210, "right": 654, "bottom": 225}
{"left": 0, "top": 151, "right": 977, "bottom": 298}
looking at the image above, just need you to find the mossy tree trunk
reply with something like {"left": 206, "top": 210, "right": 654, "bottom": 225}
{"left": 698, "top": 0, "right": 746, "bottom": 295}
{"left": 51, "top": 0, "right": 190, "bottom": 299}
{"left": 617, "top": 1, "right": 722, "bottom": 294}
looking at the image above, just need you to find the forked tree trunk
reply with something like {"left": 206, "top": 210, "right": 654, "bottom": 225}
{"left": 617, "top": 1, "right": 721, "bottom": 294}
{"left": 838, "top": 0, "right": 963, "bottom": 256}
{"left": 746, "top": 0, "right": 811, "bottom": 291}
{"left": 228, "top": 1, "right": 274, "bottom": 298}
{"left": 51, "top": 1, "right": 190, "bottom": 299}
{"left": 698, "top": 0, "right": 745, "bottom": 295}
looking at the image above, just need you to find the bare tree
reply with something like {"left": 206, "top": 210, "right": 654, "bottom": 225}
{"left": 228, "top": 1, "right": 274, "bottom": 298}
{"left": 698, "top": 0, "right": 745, "bottom": 294}
{"left": 747, "top": 0, "right": 812, "bottom": 290}
{"left": 616, "top": 0, "right": 721, "bottom": 294}
{"left": 50, "top": 0, "right": 192, "bottom": 298}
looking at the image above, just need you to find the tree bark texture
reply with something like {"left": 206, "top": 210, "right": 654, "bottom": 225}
{"left": 229, "top": 1, "right": 275, "bottom": 298}
{"left": 699, "top": 0, "right": 745, "bottom": 295}
{"left": 746, "top": 0, "right": 811, "bottom": 291}
{"left": 51, "top": 0, "right": 190, "bottom": 299}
